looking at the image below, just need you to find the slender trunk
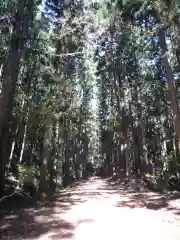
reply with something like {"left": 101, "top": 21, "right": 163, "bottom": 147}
{"left": 39, "top": 113, "right": 53, "bottom": 194}
{"left": 139, "top": 106, "right": 148, "bottom": 172}
{"left": 8, "top": 124, "right": 19, "bottom": 167}
{"left": 19, "top": 123, "right": 28, "bottom": 163}
{"left": 133, "top": 80, "right": 148, "bottom": 172}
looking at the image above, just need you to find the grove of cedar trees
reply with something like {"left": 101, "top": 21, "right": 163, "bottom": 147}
{"left": 0, "top": 0, "right": 180, "bottom": 197}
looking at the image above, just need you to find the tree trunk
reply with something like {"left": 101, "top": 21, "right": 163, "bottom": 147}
{"left": 0, "top": 0, "right": 35, "bottom": 196}
{"left": 39, "top": 113, "right": 53, "bottom": 194}
{"left": 158, "top": 28, "right": 180, "bottom": 158}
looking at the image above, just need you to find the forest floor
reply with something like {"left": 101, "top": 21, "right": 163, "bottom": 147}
{"left": 1, "top": 177, "right": 180, "bottom": 239}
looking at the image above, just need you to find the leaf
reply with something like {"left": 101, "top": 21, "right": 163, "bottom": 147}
{"left": 56, "top": 187, "right": 65, "bottom": 193}
{"left": 42, "top": 192, "right": 46, "bottom": 199}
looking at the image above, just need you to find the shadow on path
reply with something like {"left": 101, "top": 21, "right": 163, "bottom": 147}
{"left": 1, "top": 177, "right": 180, "bottom": 239}
{"left": 102, "top": 177, "right": 180, "bottom": 215}
{"left": 0, "top": 180, "right": 89, "bottom": 239}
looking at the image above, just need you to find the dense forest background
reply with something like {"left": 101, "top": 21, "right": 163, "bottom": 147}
{"left": 1, "top": 0, "right": 180, "bottom": 199}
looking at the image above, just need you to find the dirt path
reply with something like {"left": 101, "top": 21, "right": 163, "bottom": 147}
{"left": 1, "top": 177, "right": 180, "bottom": 239}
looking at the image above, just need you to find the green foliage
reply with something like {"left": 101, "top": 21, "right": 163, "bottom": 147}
{"left": 17, "top": 164, "right": 40, "bottom": 188}
{"left": 168, "top": 154, "right": 180, "bottom": 175}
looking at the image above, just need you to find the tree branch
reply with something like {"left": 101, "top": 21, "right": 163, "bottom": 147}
{"left": 49, "top": 52, "right": 83, "bottom": 57}
{"left": 0, "top": 190, "right": 31, "bottom": 203}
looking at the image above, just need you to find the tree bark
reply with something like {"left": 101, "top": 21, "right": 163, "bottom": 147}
{"left": 158, "top": 28, "right": 180, "bottom": 157}
{"left": 0, "top": 0, "right": 35, "bottom": 196}
{"left": 39, "top": 113, "right": 53, "bottom": 194}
